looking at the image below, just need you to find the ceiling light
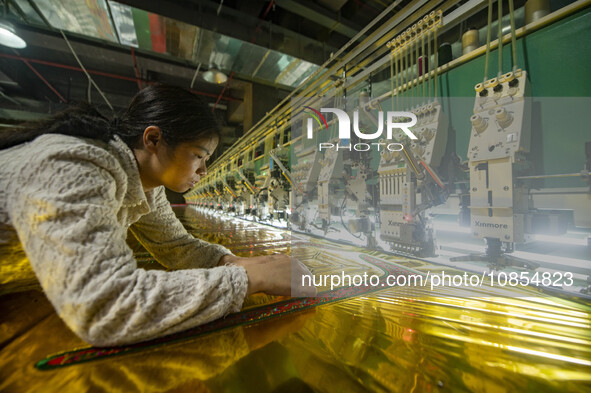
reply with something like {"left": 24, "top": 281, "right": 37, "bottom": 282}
{"left": 0, "top": 22, "right": 26, "bottom": 49}
{"left": 202, "top": 69, "right": 228, "bottom": 84}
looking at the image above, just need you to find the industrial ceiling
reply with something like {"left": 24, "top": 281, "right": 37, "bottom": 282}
{"left": 0, "top": 0, "right": 409, "bottom": 156}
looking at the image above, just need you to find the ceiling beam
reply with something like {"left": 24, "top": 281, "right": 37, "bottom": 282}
{"left": 274, "top": 0, "right": 362, "bottom": 39}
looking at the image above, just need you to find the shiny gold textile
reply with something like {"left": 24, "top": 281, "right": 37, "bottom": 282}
{"left": 1, "top": 206, "right": 590, "bottom": 392}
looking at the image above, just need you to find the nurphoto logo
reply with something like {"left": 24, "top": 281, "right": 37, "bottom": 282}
{"left": 304, "top": 107, "right": 418, "bottom": 152}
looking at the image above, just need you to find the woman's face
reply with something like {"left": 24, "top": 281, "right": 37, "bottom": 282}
{"left": 135, "top": 126, "right": 219, "bottom": 193}
{"left": 158, "top": 136, "right": 219, "bottom": 193}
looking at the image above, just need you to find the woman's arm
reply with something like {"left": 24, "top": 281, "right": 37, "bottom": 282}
{"left": 129, "top": 190, "right": 316, "bottom": 297}
{"left": 129, "top": 187, "right": 232, "bottom": 270}
{"left": 8, "top": 147, "right": 248, "bottom": 346}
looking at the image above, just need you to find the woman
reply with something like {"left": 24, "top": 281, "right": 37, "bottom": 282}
{"left": 0, "top": 84, "right": 315, "bottom": 346}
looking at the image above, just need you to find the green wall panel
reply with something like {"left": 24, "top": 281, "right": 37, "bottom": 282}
{"left": 436, "top": 7, "right": 591, "bottom": 187}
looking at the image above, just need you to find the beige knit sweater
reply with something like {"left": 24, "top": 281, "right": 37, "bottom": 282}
{"left": 0, "top": 134, "right": 248, "bottom": 346}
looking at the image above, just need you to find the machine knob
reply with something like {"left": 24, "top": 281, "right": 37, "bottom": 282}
{"left": 470, "top": 114, "right": 487, "bottom": 134}
{"left": 495, "top": 107, "right": 513, "bottom": 128}
{"left": 413, "top": 146, "right": 425, "bottom": 157}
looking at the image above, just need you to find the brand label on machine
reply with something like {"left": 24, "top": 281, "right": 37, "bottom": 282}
{"left": 474, "top": 221, "right": 509, "bottom": 229}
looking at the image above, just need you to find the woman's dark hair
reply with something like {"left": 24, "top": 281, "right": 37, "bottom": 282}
{"left": 0, "top": 84, "right": 220, "bottom": 150}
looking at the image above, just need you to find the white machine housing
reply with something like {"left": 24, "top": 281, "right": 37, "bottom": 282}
{"left": 467, "top": 69, "right": 532, "bottom": 243}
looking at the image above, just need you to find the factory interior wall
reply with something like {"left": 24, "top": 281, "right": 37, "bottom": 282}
{"left": 439, "top": 7, "right": 591, "bottom": 189}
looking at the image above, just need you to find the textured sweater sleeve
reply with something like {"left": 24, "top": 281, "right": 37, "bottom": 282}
{"left": 129, "top": 187, "right": 232, "bottom": 270}
{"left": 7, "top": 145, "right": 248, "bottom": 346}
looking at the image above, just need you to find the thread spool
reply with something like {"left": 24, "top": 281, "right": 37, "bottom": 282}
{"left": 525, "top": 0, "right": 551, "bottom": 25}
{"left": 418, "top": 55, "right": 429, "bottom": 76}
{"left": 484, "top": 77, "right": 499, "bottom": 89}
{"left": 359, "top": 89, "right": 369, "bottom": 106}
{"left": 438, "top": 43, "right": 453, "bottom": 66}
{"left": 462, "top": 28, "right": 479, "bottom": 55}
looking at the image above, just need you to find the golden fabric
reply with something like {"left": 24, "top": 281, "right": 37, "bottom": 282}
{"left": 1, "top": 207, "right": 590, "bottom": 392}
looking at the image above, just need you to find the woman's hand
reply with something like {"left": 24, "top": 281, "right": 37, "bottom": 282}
{"left": 219, "top": 254, "right": 317, "bottom": 297}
